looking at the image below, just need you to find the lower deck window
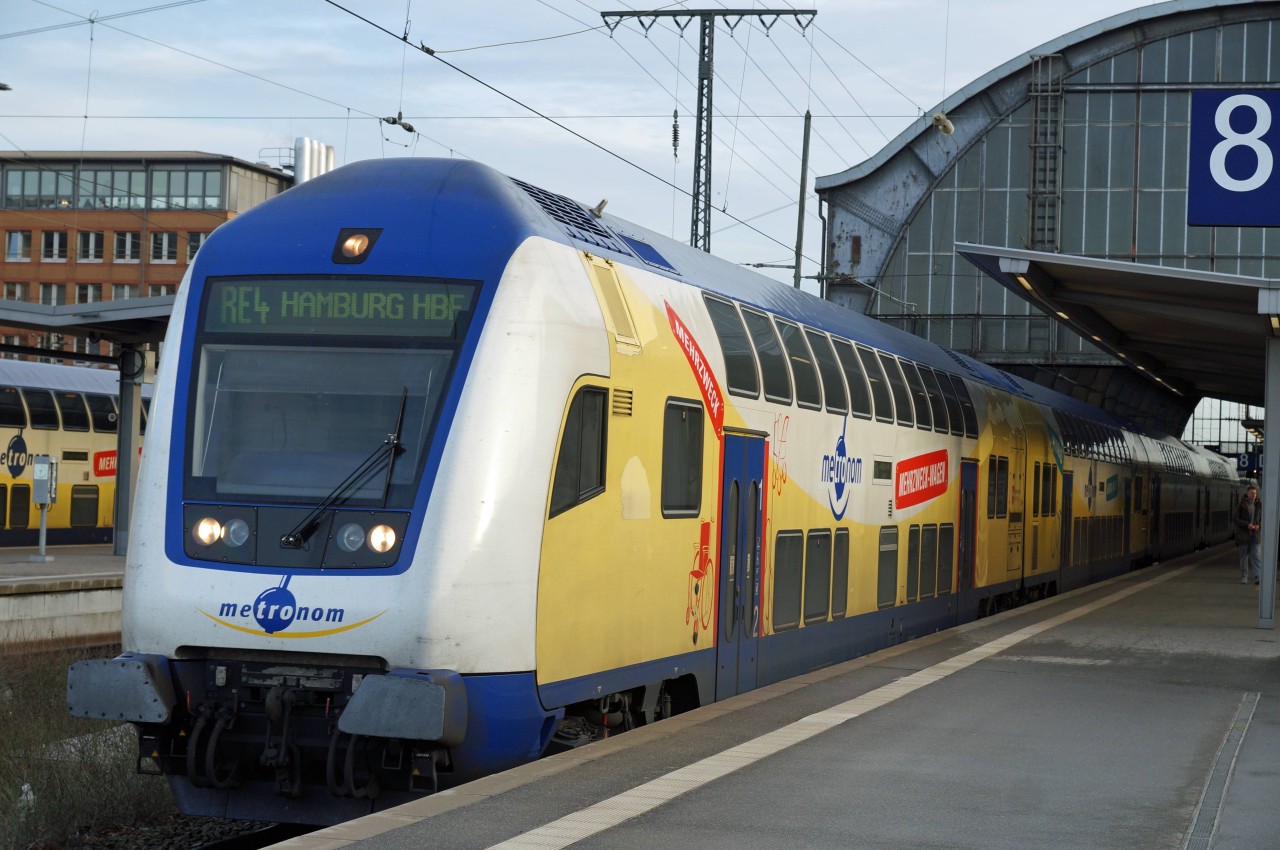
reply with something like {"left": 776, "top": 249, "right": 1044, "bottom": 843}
{"left": 773, "top": 531, "right": 803, "bottom": 630}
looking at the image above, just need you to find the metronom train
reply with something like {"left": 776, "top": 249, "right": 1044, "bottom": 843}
{"left": 68, "top": 159, "right": 1239, "bottom": 825}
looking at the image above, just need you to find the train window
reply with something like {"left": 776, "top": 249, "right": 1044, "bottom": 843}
{"left": 832, "top": 339, "right": 872, "bottom": 419}
{"left": 996, "top": 456, "right": 1009, "bottom": 518}
{"left": 948, "top": 374, "right": 979, "bottom": 438}
{"left": 741, "top": 308, "right": 792, "bottom": 404}
{"left": 0, "top": 387, "right": 26, "bottom": 428}
{"left": 805, "top": 330, "right": 847, "bottom": 415}
{"left": 987, "top": 456, "right": 996, "bottom": 519}
{"left": 878, "top": 353, "right": 913, "bottom": 428}
{"left": 661, "top": 399, "right": 703, "bottom": 517}
{"left": 937, "top": 524, "right": 954, "bottom": 594}
{"left": 85, "top": 394, "right": 118, "bottom": 433}
{"left": 10, "top": 483, "right": 28, "bottom": 529}
{"left": 1041, "top": 463, "right": 1053, "bottom": 516}
{"left": 1033, "top": 462, "right": 1041, "bottom": 517}
{"left": 832, "top": 528, "right": 849, "bottom": 619}
{"left": 70, "top": 485, "right": 98, "bottom": 527}
{"left": 55, "top": 392, "right": 90, "bottom": 432}
{"left": 917, "top": 367, "right": 950, "bottom": 435}
{"left": 1134, "top": 475, "right": 1145, "bottom": 511}
{"left": 856, "top": 345, "right": 894, "bottom": 423}
{"left": 141, "top": 396, "right": 150, "bottom": 435}
{"left": 932, "top": 370, "right": 964, "bottom": 437}
{"left": 803, "top": 529, "right": 831, "bottom": 625}
{"left": 899, "top": 361, "right": 932, "bottom": 431}
{"left": 876, "top": 526, "right": 898, "bottom": 610}
{"left": 906, "top": 525, "right": 920, "bottom": 602}
{"left": 773, "top": 530, "right": 803, "bottom": 631}
{"left": 776, "top": 320, "right": 821, "bottom": 410}
{"left": 549, "top": 386, "right": 608, "bottom": 518}
{"left": 703, "top": 296, "right": 760, "bottom": 399}
{"left": 1050, "top": 466, "right": 1058, "bottom": 515}
{"left": 0, "top": 485, "right": 7, "bottom": 529}
{"left": 920, "top": 524, "right": 938, "bottom": 598}
{"left": 21, "top": 389, "right": 59, "bottom": 430}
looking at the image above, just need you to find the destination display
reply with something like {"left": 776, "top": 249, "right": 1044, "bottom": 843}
{"left": 203, "top": 277, "right": 475, "bottom": 337}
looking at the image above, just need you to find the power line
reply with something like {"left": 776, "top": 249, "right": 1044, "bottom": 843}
{"left": 0, "top": 0, "right": 208, "bottom": 39}
{"left": 322, "top": 0, "right": 816, "bottom": 263}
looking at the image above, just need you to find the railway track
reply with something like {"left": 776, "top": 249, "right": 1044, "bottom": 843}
{"left": 194, "top": 822, "right": 315, "bottom": 849}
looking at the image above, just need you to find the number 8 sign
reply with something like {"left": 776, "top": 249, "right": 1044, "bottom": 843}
{"left": 1189, "top": 90, "right": 1280, "bottom": 226}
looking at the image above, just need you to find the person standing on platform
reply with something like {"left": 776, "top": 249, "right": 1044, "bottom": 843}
{"left": 1235, "top": 484, "right": 1262, "bottom": 585}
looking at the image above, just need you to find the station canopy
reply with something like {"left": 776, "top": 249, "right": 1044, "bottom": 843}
{"left": 956, "top": 244, "right": 1274, "bottom": 415}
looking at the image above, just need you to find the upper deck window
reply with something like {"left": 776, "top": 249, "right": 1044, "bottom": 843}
{"left": 741, "top": 308, "right": 792, "bottom": 405}
{"left": 775, "top": 320, "right": 820, "bottom": 410}
{"left": 703, "top": 296, "right": 759, "bottom": 398}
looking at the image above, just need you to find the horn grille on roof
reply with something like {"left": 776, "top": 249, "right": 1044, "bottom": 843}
{"left": 512, "top": 178, "right": 635, "bottom": 256}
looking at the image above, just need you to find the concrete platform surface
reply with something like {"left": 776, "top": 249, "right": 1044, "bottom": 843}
{"left": 0, "top": 544, "right": 122, "bottom": 594}
{"left": 267, "top": 546, "right": 1280, "bottom": 850}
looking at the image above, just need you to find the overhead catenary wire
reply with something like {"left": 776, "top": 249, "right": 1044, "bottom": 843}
{"left": 326, "top": 0, "right": 823, "bottom": 261}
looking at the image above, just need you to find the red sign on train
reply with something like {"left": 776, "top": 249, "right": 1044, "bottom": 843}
{"left": 896, "top": 449, "right": 949, "bottom": 509}
{"left": 94, "top": 451, "right": 117, "bottom": 477}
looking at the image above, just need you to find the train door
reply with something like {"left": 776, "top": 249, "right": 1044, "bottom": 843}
{"left": 958, "top": 460, "right": 978, "bottom": 592}
{"left": 1061, "top": 471, "right": 1074, "bottom": 577}
{"left": 1123, "top": 478, "right": 1132, "bottom": 563}
{"left": 716, "top": 433, "right": 764, "bottom": 700}
{"left": 1151, "top": 474, "right": 1163, "bottom": 557}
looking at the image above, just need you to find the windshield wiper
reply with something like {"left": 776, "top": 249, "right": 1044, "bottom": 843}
{"left": 280, "top": 388, "right": 408, "bottom": 549}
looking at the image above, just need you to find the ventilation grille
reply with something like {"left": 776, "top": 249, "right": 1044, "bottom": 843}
{"left": 512, "top": 178, "right": 635, "bottom": 256}
{"left": 612, "top": 388, "right": 634, "bottom": 416}
{"left": 594, "top": 263, "right": 639, "bottom": 345}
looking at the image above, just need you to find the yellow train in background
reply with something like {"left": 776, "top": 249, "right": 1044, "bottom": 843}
{"left": 0, "top": 360, "right": 147, "bottom": 545}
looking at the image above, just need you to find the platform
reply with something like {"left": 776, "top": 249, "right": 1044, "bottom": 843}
{"left": 0, "top": 545, "right": 123, "bottom": 648}
{"left": 268, "top": 546, "right": 1280, "bottom": 850}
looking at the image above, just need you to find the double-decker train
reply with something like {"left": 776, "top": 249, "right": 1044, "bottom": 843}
{"left": 0, "top": 360, "right": 149, "bottom": 546}
{"left": 68, "top": 159, "right": 1239, "bottom": 825}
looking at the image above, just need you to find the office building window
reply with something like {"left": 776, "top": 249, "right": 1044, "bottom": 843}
{"left": 1, "top": 335, "right": 19, "bottom": 359}
{"left": 4, "top": 168, "right": 73, "bottom": 209}
{"left": 42, "top": 231, "right": 68, "bottom": 262}
{"left": 78, "top": 230, "right": 104, "bottom": 262}
{"left": 5, "top": 231, "right": 32, "bottom": 262}
{"left": 78, "top": 169, "right": 145, "bottom": 210}
{"left": 39, "top": 283, "right": 66, "bottom": 306}
{"left": 76, "top": 284, "right": 102, "bottom": 304}
{"left": 112, "top": 284, "right": 139, "bottom": 301}
{"left": 150, "top": 168, "right": 223, "bottom": 210}
{"left": 150, "top": 231, "right": 178, "bottom": 263}
{"left": 187, "top": 231, "right": 206, "bottom": 261}
{"left": 3, "top": 282, "right": 25, "bottom": 301}
{"left": 114, "top": 231, "right": 141, "bottom": 262}
{"left": 149, "top": 284, "right": 176, "bottom": 297}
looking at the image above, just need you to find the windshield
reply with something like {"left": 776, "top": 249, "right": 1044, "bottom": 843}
{"left": 185, "top": 276, "right": 474, "bottom": 507}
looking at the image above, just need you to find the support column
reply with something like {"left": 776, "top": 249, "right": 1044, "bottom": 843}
{"left": 1261, "top": 335, "right": 1280, "bottom": 628}
{"left": 114, "top": 346, "right": 145, "bottom": 556}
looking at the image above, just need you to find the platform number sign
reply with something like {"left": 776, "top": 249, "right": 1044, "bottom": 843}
{"left": 1189, "top": 91, "right": 1280, "bottom": 226}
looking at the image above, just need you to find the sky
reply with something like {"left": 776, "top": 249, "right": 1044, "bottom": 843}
{"left": 2, "top": 0, "right": 1164, "bottom": 289}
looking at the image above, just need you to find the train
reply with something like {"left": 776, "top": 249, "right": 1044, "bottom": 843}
{"left": 0, "top": 359, "right": 149, "bottom": 546}
{"left": 67, "top": 158, "right": 1240, "bottom": 825}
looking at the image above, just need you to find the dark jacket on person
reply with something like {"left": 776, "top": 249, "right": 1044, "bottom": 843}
{"left": 1235, "top": 497, "right": 1261, "bottom": 543}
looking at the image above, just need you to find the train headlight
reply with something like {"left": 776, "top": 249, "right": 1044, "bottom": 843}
{"left": 193, "top": 517, "right": 222, "bottom": 546}
{"left": 336, "top": 522, "right": 366, "bottom": 553}
{"left": 223, "top": 518, "right": 251, "bottom": 548}
{"left": 369, "top": 524, "right": 397, "bottom": 553}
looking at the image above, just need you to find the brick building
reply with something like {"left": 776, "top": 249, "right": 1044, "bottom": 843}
{"left": 0, "top": 151, "right": 292, "bottom": 358}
